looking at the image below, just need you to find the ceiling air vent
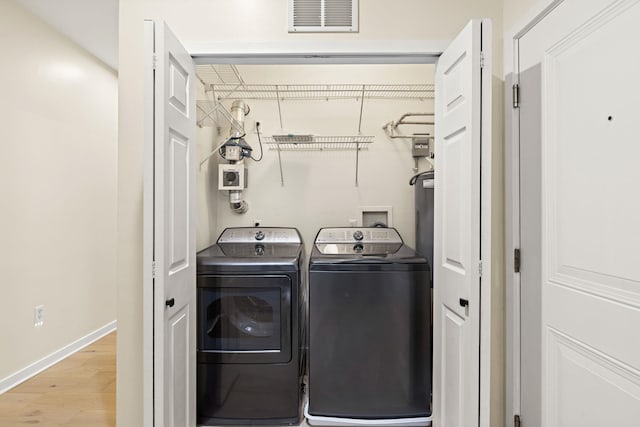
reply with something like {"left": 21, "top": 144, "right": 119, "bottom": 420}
{"left": 289, "top": 0, "right": 359, "bottom": 33}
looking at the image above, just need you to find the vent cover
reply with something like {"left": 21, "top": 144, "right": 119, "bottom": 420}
{"left": 289, "top": 0, "right": 358, "bottom": 32}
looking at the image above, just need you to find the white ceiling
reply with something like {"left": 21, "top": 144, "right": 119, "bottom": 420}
{"left": 14, "top": 0, "right": 118, "bottom": 70}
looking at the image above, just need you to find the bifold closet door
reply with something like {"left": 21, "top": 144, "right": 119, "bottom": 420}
{"left": 433, "top": 19, "right": 491, "bottom": 427}
{"left": 145, "top": 20, "right": 197, "bottom": 427}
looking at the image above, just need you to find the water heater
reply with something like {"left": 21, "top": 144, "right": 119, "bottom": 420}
{"left": 413, "top": 171, "right": 435, "bottom": 283}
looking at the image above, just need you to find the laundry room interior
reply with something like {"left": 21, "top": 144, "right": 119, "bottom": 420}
{"left": 7, "top": 0, "right": 639, "bottom": 426}
{"left": 194, "top": 62, "right": 439, "bottom": 426}
{"left": 127, "top": 0, "right": 507, "bottom": 425}
{"left": 195, "top": 63, "right": 435, "bottom": 251}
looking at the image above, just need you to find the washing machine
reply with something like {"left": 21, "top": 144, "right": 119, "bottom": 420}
{"left": 196, "top": 227, "right": 306, "bottom": 426}
{"left": 307, "top": 227, "right": 431, "bottom": 426}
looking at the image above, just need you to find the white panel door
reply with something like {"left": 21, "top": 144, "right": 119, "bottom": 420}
{"left": 433, "top": 19, "right": 487, "bottom": 427}
{"left": 150, "top": 21, "right": 197, "bottom": 427}
{"left": 518, "top": 1, "right": 640, "bottom": 426}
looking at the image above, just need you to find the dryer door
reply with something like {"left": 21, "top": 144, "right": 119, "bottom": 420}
{"left": 197, "top": 275, "right": 292, "bottom": 364}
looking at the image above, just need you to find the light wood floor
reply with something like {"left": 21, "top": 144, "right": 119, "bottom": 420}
{"left": 0, "top": 332, "right": 116, "bottom": 426}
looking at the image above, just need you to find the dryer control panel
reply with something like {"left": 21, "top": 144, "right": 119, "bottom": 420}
{"left": 217, "top": 227, "right": 302, "bottom": 244}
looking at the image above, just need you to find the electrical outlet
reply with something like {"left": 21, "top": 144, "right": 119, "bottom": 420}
{"left": 34, "top": 305, "right": 44, "bottom": 327}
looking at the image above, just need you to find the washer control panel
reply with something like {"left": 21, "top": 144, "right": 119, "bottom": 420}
{"left": 217, "top": 227, "right": 301, "bottom": 244}
{"left": 315, "top": 227, "right": 402, "bottom": 244}
{"left": 314, "top": 227, "right": 403, "bottom": 255}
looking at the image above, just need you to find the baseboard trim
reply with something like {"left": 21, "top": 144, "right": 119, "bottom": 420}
{"left": 0, "top": 320, "right": 117, "bottom": 394}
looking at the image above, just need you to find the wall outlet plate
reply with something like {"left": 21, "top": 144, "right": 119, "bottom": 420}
{"left": 224, "top": 145, "right": 241, "bottom": 161}
{"left": 34, "top": 305, "right": 44, "bottom": 327}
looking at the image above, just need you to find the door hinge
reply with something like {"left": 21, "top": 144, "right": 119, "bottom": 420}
{"left": 480, "top": 51, "right": 485, "bottom": 69}
{"left": 512, "top": 83, "right": 520, "bottom": 108}
{"left": 514, "top": 414, "right": 521, "bottom": 427}
{"left": 152, "top": 54, "right": 158, "bottom": 70}
{"left": 151, "top": 261, "right": 157, "bottom": 279}
{"left": 514, "top": 248, "right": 521, "bottom": 273}
{"left": 478, "top": 260, "right": 483, "bottom": 277}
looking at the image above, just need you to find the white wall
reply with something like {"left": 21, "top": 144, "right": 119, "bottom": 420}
{"left": 119, "top": 1, "right": 504, "bottom": 425}
{"left": 0, "top": 0, "right": 118, "bottom": 386}
{"left": 198, "top": 64, "right": 434, "bottom": 251}
{"left": 504, "top": 0, "right": 552, "bottom": 33}
{"left": 196, "top": 125, "right": 219, "bottom": 251}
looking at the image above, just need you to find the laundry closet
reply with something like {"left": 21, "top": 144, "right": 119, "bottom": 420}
{"left": 144, "top": 18, "right": 493, "bottom": 427}
{"left": 194, "top": 63, "right": 435, "bottom": 426}
{"left": 195, "top": 63, "right": 435, "bottom": 253}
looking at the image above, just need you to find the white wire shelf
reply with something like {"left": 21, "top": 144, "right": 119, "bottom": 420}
{"left": 205, "top": 84, "right": 434, "bottom": 101}
{"left": 196, "top": 65, "right": 245, "bottom": 86}
{"left": 263, "top": 135, "right": 374, "bottom": 151}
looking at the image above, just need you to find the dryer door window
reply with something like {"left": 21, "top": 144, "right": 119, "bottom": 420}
{"left": 206, "top": 288, "right": 281, "bottom": 350}
{"left": 197, "top": 275, "right": 292, "bottom": 364}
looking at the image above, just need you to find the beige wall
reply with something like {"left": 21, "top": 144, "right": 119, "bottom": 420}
{"left": 198, "top": 64, "right": 434, "bottom": 252}
{"left": 503, "top": 0, "right": 554, "bottom": 74}
{"left": 504, "top": 0, "right": 551, "bottom": 33}
{"left": 0, "top": 0, "right": 118, "bottom": 384}
{"left": 196, "top": 126, "right": 219, "bottom": 252}
{"left": 490, "top": 76, "right": 506, "bottom": 427}
{"left": 118, "top": 1, "right": 504, "bottom": 425}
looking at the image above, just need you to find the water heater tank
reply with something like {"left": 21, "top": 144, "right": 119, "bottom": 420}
{"left": 414, "top": 171, "right": 434, "bottom": 284}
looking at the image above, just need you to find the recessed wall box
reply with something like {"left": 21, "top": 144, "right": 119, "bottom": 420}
{"left": 359, "top": 206, "right": 393, "bottom": 228}
{"left": 219, "top": 164, "right": 247, "bottom": 190}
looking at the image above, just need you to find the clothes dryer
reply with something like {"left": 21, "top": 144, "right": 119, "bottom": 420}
{"left": 196, "top": 227, "right": 305, "bottom": 425}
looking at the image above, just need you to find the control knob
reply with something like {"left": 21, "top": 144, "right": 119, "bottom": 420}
{"left": 353, "top": 230, "right": 364, "bottom": 241}
{"left": 255, "top": 230, "right": 265, "bottom": 241}
{"left": 255, "top": 244, "right": 265, "bottom": 256}
{"left": 353, "top": 243, "right": 364, "bottom": 253}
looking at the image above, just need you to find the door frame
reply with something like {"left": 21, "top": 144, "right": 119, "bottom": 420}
{"left": 503, "top": 1, "right": 563, "bottom": 424}
{"left": 143, "top": 20, "right": 155, "bottom": 427}
{"left": 144, "top": 37, "right": 494, "bottom": 427}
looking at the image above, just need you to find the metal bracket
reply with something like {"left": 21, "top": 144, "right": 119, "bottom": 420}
{"left": 277, "top": 142, "right": 284, "bottom": 186}
{"left": 276, "top": 85, "right": 284, "bottom": 129}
